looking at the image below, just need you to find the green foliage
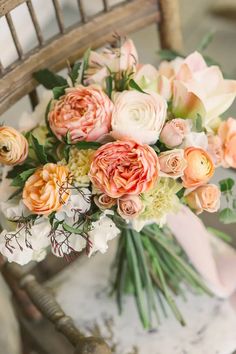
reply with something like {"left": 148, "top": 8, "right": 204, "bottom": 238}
{"left": 62, "top": 223, "right": 83, "bottom": 234}
{"left": 158, "top": 49, "right": 184, "bottom": 61}
{"left": 75, "top": 141, "right": 101, "bottom": 150}
{"left": 194, "top": 114, "right": 203, "bottom": 132}
{"left": 80, "top": 48, "right": 91, "bottom": 84}
{"left": 52, "top": 85, "right": 67, "bottom": 99}
{"left": 7, "top": 163, "right": 35, "bottom": 179}
{"left": 219, "top": 178, "right": 235, "bottom": 193}
{"left": 207, "top": 227, "right": 232, "bottom": 243}
{"left": 11, "top": 168, "right": 36, "bottom": 188}
{"left": 197, "top": 31, "right": 215, "bottom": 52}
{"left": 105, "top": 76, "right": 113, "bottom": 98}
{"left": 69, "top": 61, "right": 81, "bottom": 85}
{"left": 30, "top": 134, "right": 48, "bottom": 164}
{"left": 129, "top": 79, "right": 147, "bottom": 94}
{"left": 219, "top": 208, "right": 236, "bottom": 224}
{"left": 33, "top": 69, "right": 67, "bottom": 89}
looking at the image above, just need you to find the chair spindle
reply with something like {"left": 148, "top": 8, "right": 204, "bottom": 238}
{"left": 77, "top": 0, "right": 87, "bottom": 23}
{"left": 5, "top": 12, "right": 24, "bottom": 59}
{"left": 102, "top": 0, "right": 110, "bottom": 12}
{"left": 26, "top": 0, "right": 44, "bottom": 45}
{"left": 52, "top": 0, "right": 65, "bottom": 33}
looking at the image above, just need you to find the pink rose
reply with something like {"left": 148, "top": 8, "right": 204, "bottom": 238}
{"left": 48, "top": 86, "right": 113, "bottom": 143}
{"left": 94, "top": 194, "right": 117, "bottom": 210}
{"left": 86, "top": 39, "right": 138, "bottom": 85}
{"left": 207, "top": 134, "right": 223, "bottom": 167}
{"left": 117, "top": 195, "right": 144, "bottom": 219}
{"left": 111, "top": 90, "right": 167, "bottom": 144}
{"left": 160, "top": 118, "right": 191, "bottom": 147}
{"left": 89, "top": 141, "right": 159, "bottom": 198}
{"left": 159, "top": 149, "right": 187, "bottom": 179}
{"left": 218, "top": 117, "right": 236, "bottom": 168}
{"left": 185, "top": 184, "right": 221, "bottom": 214}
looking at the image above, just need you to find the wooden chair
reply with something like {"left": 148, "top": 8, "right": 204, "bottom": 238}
{"left": 0, "top": 1, "right": 183, "bottom": 353}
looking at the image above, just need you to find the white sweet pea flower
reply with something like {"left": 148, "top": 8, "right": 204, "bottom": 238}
{"left": 88, "top": 213, "right": 120, "bottom": 257}
{"left": 0, "top": 218, "right": 51, "bottom": 265}
{"left": 182, "top": 132, "right": 208, "bottom": 150}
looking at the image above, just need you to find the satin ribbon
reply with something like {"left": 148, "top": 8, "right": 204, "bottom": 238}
{"left": 167, "top": 206, "right": 236, "bottom": 299}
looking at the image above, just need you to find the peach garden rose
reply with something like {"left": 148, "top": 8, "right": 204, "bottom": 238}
{"left": 160, "top": 118, "right": 191, "bottom": 148}
{"left": 117, "top": 195, "right": 144, "bottom": 219}
{"left": 185, "top": 184, "right": 221, "bottom": 214}
{"left": 89, "top": 141, "right": 159, "bottom": 198}
{"left": 159, "top": 149, "right": 187, "bottom": 179}
{"left": 48, "top": 85, "right": 113, "bottom": 143}
{"left": 182, "top": 147, "right": 215, "bottom": 188}
{"left": 218, "top": 117, "right": 236, "bottom": 168}
{"left": 111, "top": 90, "right": 167, "bottom": 145}
{"left": 94, "top": 193, "right": 117, "bottom": 210}
{"left": 23, "top": 163, "right": 71, "bottom": 215}
{"left": 0, "top": 126, "right": 28, "bottom": 165}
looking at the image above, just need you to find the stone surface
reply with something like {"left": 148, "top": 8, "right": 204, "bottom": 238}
{"left": 51, "top": 240, "right": 236, "bottom": 354}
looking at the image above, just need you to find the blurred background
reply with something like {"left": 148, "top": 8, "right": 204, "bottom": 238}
{"left": 0, "top": 0, "right": 236, "bottom": 353}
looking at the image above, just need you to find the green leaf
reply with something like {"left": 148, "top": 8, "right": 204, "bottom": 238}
{"left": 11, "top": 168, "right": 36, "bottom": 187}
{"left": 150, "top": 145, "right": 160, "bottom": 153}
{"left": 75, "top": 141, "right": 101, "bottom": 150}
{"left": 80, "top": 48, "right": 91, "bottom": 84}
{"left": 233, "top": 199, "right": 236, "bottom": 209}
{"left": 62, "top": 223, "right": 83, "bottom": 234}
{"left": 105, "top": 76, "right": 113, "bottom": 98}
{"left": 7, "top": 163, "right": 35, "bottom": 179}
{"left": 65, "top": 131, "right": 72, "bottom": 145}
{"left": 158, "top": 49, "right": 184, "bottom": 61}
{"left": 197, "top": 31, "right": 214, "bottom": 52}
{"left": 31, "top": 134, "right": 48, "bottom": 164}
{"left": 219, "top": 178, "right": 235, "bottom": 192}
{"left": 69, "top": 62, "right": 81, "bottom": 85}
{"left": 195, "top": 114, "right": 203, "bottom": 132}
{"left": 129, "top": 79, "right": 148, "bottom": 94}
{"left": 33, "top": 69, "right": 67, "bottom": 89}
{"left": 219, "top": 208, "right": 236, "bottom": 224}
{"left": 52, "top": 85, "right": 67, "bottom": 99}
{"left": 207, "top": 227, "right": 232, "bottom": 243}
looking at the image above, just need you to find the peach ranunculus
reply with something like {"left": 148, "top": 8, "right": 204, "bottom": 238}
{"left": 158, "top": 52, "right": 236, "bottom": 125}
{"left": 218, "top": 117, "right": 236, "bottom": 168}
{"left": 117, "top": 195, "right": 144, "bottom": 219}
{"left": 159, "top": 149, "right": 187, "bottom": 179}
{"left": 207, "top": 134, "right": 223, "bottom": 167}
{"left": 0, "top": 126, "right": 28, "bottom": 165}
{"left": 48, "top": 86, "right": 113, "bottom": 143}
{"left": 86, "top": 38, "right": 138, "bottom": 85}
{"left": 23, "top": 163, "right": 71, "bottom": 215}
{"left": 94, "top": 193, "right": 117, "bottom": 210}
{"left": 185, "top": 184, "right": 221, "bottom": 214}
{"left": 182, "top": 147, "right": 215, "bottom": 188}
{"left": 89, "top": 141, "right": 159, "bottom": 198}
{"left": 111, "top": 90, "right": 167, "bottom": 145}
{"left": 160, "top": 118, "right": 191, "bottom": 148}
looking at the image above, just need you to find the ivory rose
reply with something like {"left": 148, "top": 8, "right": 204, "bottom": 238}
{"left": 0, "top": 126, "right": 28, "bottom": 165}
{"left": 159, "top": 149, "right": 187, "bottom": 179}
{"left": 48, "top": 86, "right": 113, "bottom": 143}
{"left": 94, "top": 194, "right": 117, "bottom": 210}
{"left": 23, "top": 163, "right": 71, "bottom": 215}
{"left": 160, "top": 118, "right": 191, "bottom": 147}
{"left": 89, "top": 141, "right": 159, "bottom": 198}
{"left": 118, "top": 195, "right": 143, "bottom": 219}
{"left": 185, "top": 184, "right": 221, "bottom": 214}
{"left": 207, "top": 134, "right": 223, "bottom": 167}
{"left": 111, "top": 90, "right": 167, "bottom": 144}
{"left": 86, "top": 38, "right": 138, "bottom": 85}
{"left": 218, "top": 117, "right": 236, "bottom": 168}
{"left": 182, "top": 147, "right": 215, "bottom": 188}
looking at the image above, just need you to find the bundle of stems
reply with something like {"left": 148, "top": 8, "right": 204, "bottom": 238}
{"left": 112, "top": 224, "right": 212, "bottom": 329}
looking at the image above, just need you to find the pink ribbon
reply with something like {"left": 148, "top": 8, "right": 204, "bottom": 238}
{"left": 167, "top": 206, "right": 236, "bottom": 300}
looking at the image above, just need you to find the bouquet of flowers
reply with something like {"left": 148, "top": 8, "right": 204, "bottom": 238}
{"left": 1, "top": 37, "right": 236, "bottom": 329}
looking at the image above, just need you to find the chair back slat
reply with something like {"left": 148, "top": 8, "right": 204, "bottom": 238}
{"left": 26, "top": 0, "right": 44, "bottom": 45}
{"left": 52, "top": 0, "right": 65, "bottom": 34}
{"left": 0, "top": 0, "right": 182, "bottom": 116}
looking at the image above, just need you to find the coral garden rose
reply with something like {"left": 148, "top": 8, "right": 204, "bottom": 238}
{"left": 207, "top": 134, "right": 223, "bottom": 167}
{"left": 48, "top": 85, "right": 113, "bottom": 143}
{"left": 159, "top": 149, "right": 187, "bottom": 179}
{"left": 111, "top": 90, "right": 167, "bottom": 145}
{"left": 185, "top": 184, "right": 221, "bottom": 214}
{"left": 218, "top": 117, "right": 236, "bottom": 168}
{"left": 182, "top": 147, "right": 215, "bottom": 188}
{"left": 94, "top": 193, "right": 117, "bottom": 210}
{"left": 0, "top": 126, "right": 28, "bottom": 165}
{"left": 86, "top": 39, "right": 138, "bottom": 85}
{"left": 160, "top": 118, "right": 191, "bottom": 148}
{"left": 23, "top": 163, "right": 71, "bottom": 215}
{"left": 118, "top": 195, "right": 143, "bottom": 219}
{"left": 89, "top": 141, "right": 159, "bottom": 198}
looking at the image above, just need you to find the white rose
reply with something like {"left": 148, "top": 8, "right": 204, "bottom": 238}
{"left": 111, "top": 90, "right": 167, "bottom": 144}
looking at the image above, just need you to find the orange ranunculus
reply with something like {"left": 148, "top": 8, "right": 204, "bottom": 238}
{"left": 182, "top": 147, "right": 215, "bottom": 188}
{"left": 218, "top": 117, "right": 236, "bottom": 168}
{"left": 0, "top": 126, "right": 28, "bottom": 165}
{"left": 89, "top": 141, "right": 159, "bottom": 198}
{"left": 23, "top": 163, "right": 71, "bottom": 215}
